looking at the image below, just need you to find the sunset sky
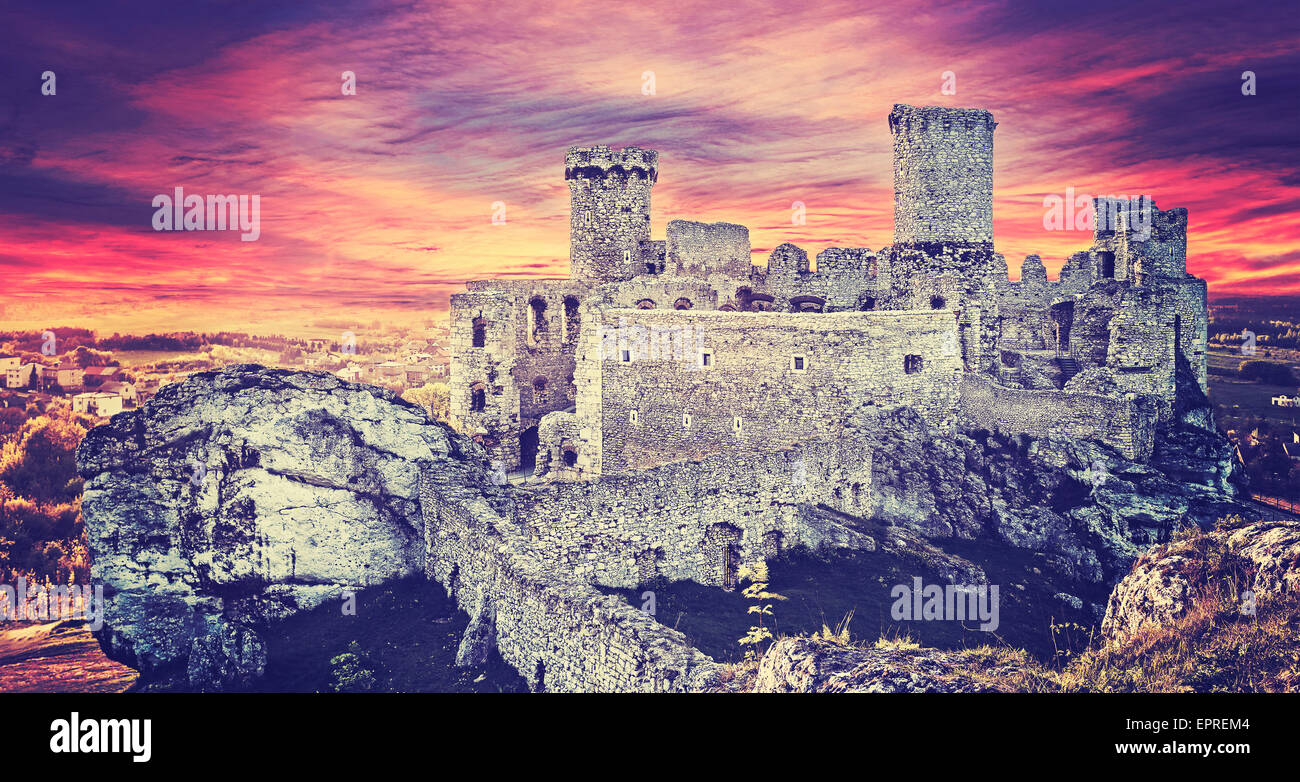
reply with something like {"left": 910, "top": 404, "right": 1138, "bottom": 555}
{"left": 0, "top": 0, "right": 1297, "bottom": 336}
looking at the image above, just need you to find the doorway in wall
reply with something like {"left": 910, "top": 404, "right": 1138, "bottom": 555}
{"left": 520, "top": 425, "right": 539, "bottom": 473}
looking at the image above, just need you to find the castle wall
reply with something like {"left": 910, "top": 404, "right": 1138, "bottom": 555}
{"left": 513, "top": 434, "right": 878, "bottom": 589}
{"left": 959, "top": 374, "right": 1159, "bottom": 461}
{"left": 582, "top": 309, "right": 960, "bottom": 474}
{"left": 421, "top": 485, "right": 722, "bottom": 692}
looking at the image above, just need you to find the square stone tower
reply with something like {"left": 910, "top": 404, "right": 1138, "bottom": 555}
{"left": 889, "top": 104, "right": 996, "bottom": 248}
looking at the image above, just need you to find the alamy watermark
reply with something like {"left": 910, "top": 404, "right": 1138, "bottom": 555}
{"left": 1, "top": 578, "right": 105, "bottom": 631}
{"left": 1043, "top": 189, "right": 1153, "bottom": 241}
{"left": 599, "top": 318, "right": 708, "bottom": 368}
{"left": 890, "top": 577, "right": 999, "bottom": 631}
{"left": 152, "top": 187, "right": 260, "bottom": 241}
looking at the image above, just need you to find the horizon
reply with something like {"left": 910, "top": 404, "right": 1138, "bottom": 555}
{"left": 1, "top": 0, "right": 1298, "bottom": 337}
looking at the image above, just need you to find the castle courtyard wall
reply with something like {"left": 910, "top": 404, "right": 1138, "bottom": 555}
{"left": 583, "top": 308, "right": 961, "bottom": 474}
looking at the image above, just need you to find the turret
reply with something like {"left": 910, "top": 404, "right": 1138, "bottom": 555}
{"left": 566, "top": 145, "right": 658, "bottom": 282}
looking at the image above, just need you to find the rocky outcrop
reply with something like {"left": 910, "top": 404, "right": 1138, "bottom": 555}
{"left": 744, "top": 637, "right": 1028, "bottom": 693}
{"left": 1100, "top": 518, "right": 1300, "bottom": 645}
{"left": 77, "top": 365, "right": 490, "bottom": 689}
{"left": 856, "top": 404, "right": 1248, "bottom": 616}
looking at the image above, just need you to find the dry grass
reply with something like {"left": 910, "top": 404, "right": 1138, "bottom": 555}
{"left": 726, "top": 521, "right": 1300, "bottom": 693}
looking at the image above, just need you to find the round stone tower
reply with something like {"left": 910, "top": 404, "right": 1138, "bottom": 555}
{"left": 888, "top": 104, "right": 996, "bottom": 249}
{"left": 566, "top": 145, "right": 658, "bottom": 282}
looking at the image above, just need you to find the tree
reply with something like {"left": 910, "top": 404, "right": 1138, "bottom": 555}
{"left": 402, "top": 382, "right": 450, "bottom": 423}
{"left": 1238, "top": 360, "right": 1297, "bottom": 386}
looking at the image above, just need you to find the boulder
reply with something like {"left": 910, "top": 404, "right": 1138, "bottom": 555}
{"left": 77, "top": 365, "right": 490, "bottom": 689}
{"left": 1101, "top": 518, "right": 1300, "bottom": 645}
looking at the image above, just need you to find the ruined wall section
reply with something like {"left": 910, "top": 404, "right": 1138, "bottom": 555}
{"left": 889, "top": 104, "right": 996, "bottom": 248}
{"left": 1169, "top": 277, "right": 1209, "bottom": 392}
{"left": 512, "top": 434, "right": 879, "bottom": 589}
{"left": 665, "top": 220, "right": 751, "bottom": 278}
{"left": 585, "top": 309, "right": 961, "bottom": 474}
{"left": 449, "top": 290, "right": 521, "bottom": 465}
{"left": 450, "top": 279, "right": 591, "bottom": 469}
{"left": 535, "top": 410, "right": 585, "bottom": 481}
{"left": 960, "top": 374, "right": 1159, "bottom": 461}
{"left": 1091, "top": 198, "right": 1188, "bottom": 284}
{"left": 741, "top": 245, "right": 886, "bottom": 313}
{"left": 421, "top": 483, "right": 722, "bottom": 692}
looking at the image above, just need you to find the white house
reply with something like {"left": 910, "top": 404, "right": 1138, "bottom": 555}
{"left": 4, "top": 363, "right": 41, "bottom": 389}
{"left": 100, "top": 380, "right": 137, "bottom": 404}
{"left": 72, "top": 391, "right": 124, "bottom": 417}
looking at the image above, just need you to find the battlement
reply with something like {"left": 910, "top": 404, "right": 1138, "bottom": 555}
{"left": 565, "top": 145, "right": 659, "bottom": 182}
{"left": 888, "top": 104, "right": 997, "bottom": 133}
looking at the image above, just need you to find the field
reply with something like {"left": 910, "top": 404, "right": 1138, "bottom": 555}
{"left": 1207, "top": 348, "right": 1300, "bottom": 375}
{"left": 1208, "top": 378, "right": 1300, "bottom": 424}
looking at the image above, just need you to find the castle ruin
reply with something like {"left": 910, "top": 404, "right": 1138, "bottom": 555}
{"left": 449, "top": 103, "right": 1207, "bottom": 480}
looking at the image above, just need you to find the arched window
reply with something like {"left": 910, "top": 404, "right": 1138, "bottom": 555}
{"left": 563, "top": 296, "right": 580, "bottom": 344}
{"left": 532, "top": 376, "right": 548, "bottom": 405}
{"left": 635, "top": 298, "right": 656, "bottom": 309}
{"left": 471, "top": 317, "right": 487, "bottom": 348}
{"left": 563, "top": 448, "right": 578, "bottom": 467}
{"left": 470, "top": 383, "right": 487, "bottom": 412}
{"left": 790, "top": 295, "right": 826, "bottom": 313}
{"left": 674, "top": 298, "right": 693, "bottom": 310}
{"left": 528, "top": 297, "right": 548, "bottom": 344}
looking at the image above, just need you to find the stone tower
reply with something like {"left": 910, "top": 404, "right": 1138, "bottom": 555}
{"left": 566, "top": 145, "right": 658, "bottom": 282}
{"left": 889, "top": 104, "right": 996, "bottom": 248}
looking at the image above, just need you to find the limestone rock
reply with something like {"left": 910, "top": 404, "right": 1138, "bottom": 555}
{"left": 77, "top": 365, "right": 491, "bottom": 689}
{"left": 454, "top": 596, "right": 497, "bottom": 668}
{"left": 1100, "top": 518, "right": 1300, "bottom": 645}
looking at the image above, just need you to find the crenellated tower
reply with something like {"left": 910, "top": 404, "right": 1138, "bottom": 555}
{"left": 566, "top": 145, "right": 658, "bottom": 283}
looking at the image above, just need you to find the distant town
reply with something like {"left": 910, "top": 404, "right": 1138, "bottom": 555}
{"left": 0, "top": 324, "right": 452, "bottom": 423}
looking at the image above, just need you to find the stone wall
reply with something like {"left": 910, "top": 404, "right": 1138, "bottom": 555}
{"left": 959, "top": 374, "right": 1159, "bottom": 461}
{"left": 449, "top": 279, "right": 590, "bottom": 469}
{"left": 513, "top": 433, "right": 878, "bottom": 589}
{"left": 581, "top": 308, "right": 961, "bottom": 474}
{"left": 666, "top": 220, "right": 751, "bottom": 278}
{"left": 421, "top": 482, "right": 723, "bottom": 692}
